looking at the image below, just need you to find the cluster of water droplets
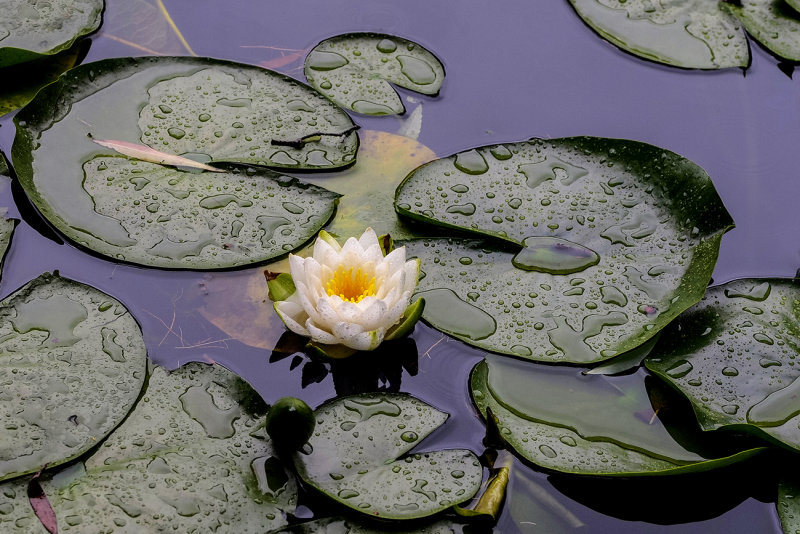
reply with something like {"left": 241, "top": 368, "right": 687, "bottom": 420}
{"left": 305, "top": 34, "right": 444, "bottom": 115}
{"left": 294, "top": 394, "right": 482, "bottom": 519}
{"left": 0, "top": 273, "right": 146, "bottom": 483}
{"left": 647, "top": 280, "right": 800, "bottom": 449}
{"left": 138, "top": 67, "right": 357, "bottom": 168}
{"left": 81, "top": 157, "right": 339, "bottom": 268}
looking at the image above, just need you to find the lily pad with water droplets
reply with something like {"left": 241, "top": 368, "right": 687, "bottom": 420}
{"left": 396, "top": 137, "right": 732, "bottom": 363}
{"left": 778, "top": 476, "right": 800, "bottom": 534}
{"left": 268, "top": 517, "right": 473, "bottom": 533}
{"left": 0, "top": 0, "right": 102, "bottom": 68}
{"left": 567, "top": 0, "right": 749, "bottom": 69}
{"left": 0, "top": 272, "right": 146, "bottom": 482}
{"left": 470, "top": 357, "right": 764, "bottom": 476}
{"left": 48, "top": 156, "right": 339, "bottom": 269}
{"left": 305, "top": 33, "right": 445, "bottom": 116}
{"left": 293, "top": 393, "right": 482, "bottom": 520}
{"left": 721, "top": 0, "right": 800, "bottom": 62}
{"left": 0, "top": 211, "right": 18, "bottom": 281}
{"left": 645, "top": 279, "right": 800, "bottom": 452}
{"left": 0, "top": 362, "right": 297, "bottom": 532}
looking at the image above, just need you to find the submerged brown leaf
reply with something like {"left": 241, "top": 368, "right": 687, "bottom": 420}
{"left": 90, "top": 137, "right": 222, "bottom": 172}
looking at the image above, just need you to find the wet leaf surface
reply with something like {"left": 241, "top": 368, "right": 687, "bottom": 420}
{"left": 778, "top": 475, "right": 800, "bottom": 534}
{"left": 0, "top": 0, "right": 102, "bottom": 67}
{"left": 722, "top": 0, "right": 800, "bottom": 62}
{"left": 1, "top": 362, "right": 297, "bottom": 532}
{"left": 293, "top": 393, "right": 482, "bottom": 520}
{"left": 567, "top": 0, "right": 749, "bottom": 68}
{"left": 305, "top": 33, "right": 444, "bottom": 115}
{"left": 0, "top": 272, "right": 146, "bottom": 482}
{"left": 0, "top": 210, "right": 17, "bottom": 281}
{"left": 646, "top": 278, "right": 800, "bottom": 452}
{"left": 268, "top": 516, "right": 473, "bottom": 533}
{"left": 77, "top": 157, "right": 339, "bottom": 268}
{"left": 397, "top": 137, "right": 732, "bottom": 363}
{"left": 12, "top": 56, "right": 357, "bottom": 267}
{"left": 470, "top": 356, "right": 763, "bottom": 476}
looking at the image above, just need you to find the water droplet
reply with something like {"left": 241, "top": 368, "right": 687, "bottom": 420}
{"left": 459, "top": 257, "right": 473, "bottom": 265}
{"left": 548, "top": 312, "right": 628, "bottom": 363}
{"left": 167, "top": 127, "right": 186, "bottom": 140}
{"left": 559, "top": 436, "right": 577, "bottom": 447}
{"left": 450, "top": 184, "right": 469, "bottom": 193}
{"left": 538, "top": 445, "right": 558, "bottom": 458}
{"left": 376, "top": 38, "right": 397, "bottom": 53}
{"left": 454, "top": 150, "right": 489, "bottom": 175}
{"left": 518, "top": 156, "right": 588, "bottom": 188}
{"left": 337, "top": 489, "right": 359, "bottom": 499}
{"left": 600, "top": 286, "right": 628, "bottom": 307}
{"left": 725, "top": 282, "right": 771, "bottom": 302}
{"left": 754, "top": 333, "right": 774, "bottom": 345}
{"left": 351, "top": 100, "right": 395, "bottom": 115}
{"left": 511, "top": 345, "right": 532, "bottom": 357}
{"left": 446, "top": 203, "right": 476, "bottom": 216}
{"left": 199, "top": 194, "right": 253, "bottom": 210}
{"left": 397, "top": 55, "right": 436, "bottom": 85}
{"left": 308, "top": 51, "right": 349, "bottom": 70}
{"left": 401, "top": 431, "right": 418, "bottom": 443}
{"left": 450, "top": 470, "right": 465, "bottom": 479}
{"left": 748, "top": 377, "right": 800, "bottom": 427}
{"left": 490, "top": 145, "right": 512, "bottom": 160}
{"left": 512, "top": 237, "right": 600, "bottom": 275}
{"left": 665, "top": 360, "right": 693, "bottom": 379}
{"left": 179, "top": 385, "right": 241, "bottom": 439}
{"left": 282, "top": 202, "right": 304, "bottom": 214}
{"left": 198, "top": 113, "right": 211, "bottom": 122}
{"left": 416, "top": 289, "right": 496, "bottom": 340}
{"left": 721, "top": 366, "right": 739, "bottom": 377}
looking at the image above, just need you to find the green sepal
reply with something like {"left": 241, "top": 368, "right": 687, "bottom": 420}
{"left": 317, "top": 230, "right": 341, "bottom": 249}
{"left": 385, "top": 297, "right": 425, "bottom": 341}
{"left": 266, "top": 272, "right": 297, "bottom": 302}
{"left": 305, "top": 341, "right": 358, "bottom": 360}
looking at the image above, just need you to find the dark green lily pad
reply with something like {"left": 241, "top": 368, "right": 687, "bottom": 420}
{"left": 268, "top": 517, "right": 472, "bottom": 533}
{"left": 0, "top": 152, "right": 8, "bottom": 177}
{"left": 397, "top": 137, "right": 732, "bottom": 363}
{"left": 0, "top": 210, "right": 18, "bottom": 280}
{"left": 778, "top": 476, "right": 800, "bottom": 534}
{"left": 721, "top": 0, "right": 800, "bottom": 62}
{"left": 12, "top": 56, "right": 358, "bottom": 267}
{"left": 0, "top": 362, "right": 297, "bottom": 532}
{"left": 305, "top": 33, "right": 445, "bottom": 115}
{"left": 0, "top": 0, "right": 102, "bottom": 68}
{"left": 71, "top": 156, "right": 339, "bottom": 268}
{"left": 293, "top": 393, "right": 482, "bottom": 520}
{"left": 471, "top": 357, "right": 763, "bottom": 476}
{"left": 646, "top": 278, "right": 800, "bottom": 452}
{"left": 790, "top": 0, "right": 800, "bottom": 15}
{"left": 0, "top": 272, "right": 146, "bottom": 482}
{"left": 567, "top": 0, "right": 749, "bottom": 69}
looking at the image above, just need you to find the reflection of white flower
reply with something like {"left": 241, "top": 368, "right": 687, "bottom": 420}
{"left": 272, "top": 228, "right": 421, "bottom": 352}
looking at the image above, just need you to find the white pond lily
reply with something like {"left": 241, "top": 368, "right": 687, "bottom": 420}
{"left": 269, "top": 228, "right": 423, "bottom": 354}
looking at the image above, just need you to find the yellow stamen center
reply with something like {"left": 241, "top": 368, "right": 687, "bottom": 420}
{"left": 326, "top": 266, "right": 376, "bottom": 303}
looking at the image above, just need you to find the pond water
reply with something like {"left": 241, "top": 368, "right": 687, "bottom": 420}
{"left": 0, "top": 0, "right": 798, "bottom": 532}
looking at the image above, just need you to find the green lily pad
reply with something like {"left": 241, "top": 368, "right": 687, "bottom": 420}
{"left": 471, "top": 357, "right": 764, "bottom": 476}
{"left": 0, "top": 40, "right": 85, "bottom": 117}
{"left": 0, "top": 272, "right": 146, "bottom": 482}
{"left": 12, "top": 56, "right": 358, "bottom": 267}
{"left": 293, "top": 393, "right": 482, "bottom": 520}
{"left": 0, "top": 0, "right": 102, "bottom": 68}
{"left": 567, "top": 0, "right": 749, "bottom": 69}
{"left": 778, "top": 476, "right": 800, "bottom": 534}
{"left": 305, "top": 33, "right": 445, "bottom": 115}
{"left": 0, "top": 362, "right": 297, "bottom": 532}
{"left": 646, "top": 279, "right": 800, "bottom": 452}
{"left": 790, "top": 0, "right": 800, "bottom": 14}
{"left": 396, "top": 137, "right": 732, "bottom": 363}
{"left": 267, "top": 517, "right": 472, "bottom": 533}
{"left": 721, "top": 0, "right": 800, "bottom": 62}
{"left": 71, "top": 156, "right": 339, "bottom": 268}
{"left": 0, "top": 210, "right": 18, "bottom": 280}
{"left": 0, "top": 152, "right": 8, "bottom": 177}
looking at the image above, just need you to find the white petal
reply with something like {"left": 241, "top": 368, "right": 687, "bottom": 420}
{"left": 374, "top": 261, "right": 389, "bottom": 284}
{"left": 296, "top": 281, "right": 325, "bottom": 325}
{"left": 304, "top": 257, "right": 322, "bottom": 285}
{"left": 356, "top": 298, "right": 388, "bottom": 331}
{"left": 331, "top": 321, "right": 366, "bottom": 339}
{"left": 341, "top": 328, "right": 385, "bottom": 351}
{"left": 316, "top": 297, "right": 342, "bottom": 328}
{"left": 384, "top": 291, "right": 411, "bottom": 326}
{"left": 313, "top": 238, "right": 340, "bottom": 267}
{"left": 305, "top": 272, "right": 325, "bottom": 302}
{"left": 288, "top": 254, "right": 307, "bottom": 286}
{"left": 357, "top": 227, "right": 379, "bottom": 250}
{"left": 336, "top": 300, "right": 361, "bottom": 322}
{"left": 341, "top": 235, "right": 366, "bottom": 258}
{"left": 378, "top": 270, "right": 404, "bottom": 299}
{"left": 274, "top": 303, "right": 310, "bottom": 337}
{"left": 274, "top": 298, "right": 305, "bottom": 319}
{"left": 381, "top": 286, "right": 402, "bottom": 308}
{"left": 384, "top": 247, "right": 407, "bottom": 275}
{"left": 363, "top": 243, "right": 383, "bottom": 264}
{"left": 402, "top": 259, "right": 421, "bottom": 293}
{"left": 306, "top": 320, "right": 341, "bottom": 345}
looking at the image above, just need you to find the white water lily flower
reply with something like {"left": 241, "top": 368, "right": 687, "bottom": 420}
{"left": 271, "top": 228, "right": 422, "bottom": 352}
